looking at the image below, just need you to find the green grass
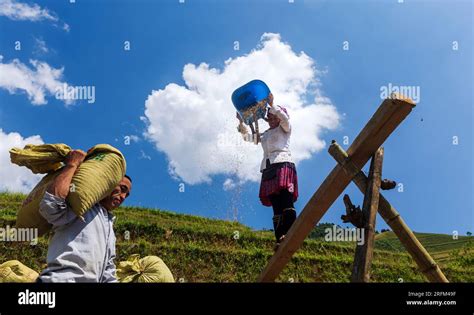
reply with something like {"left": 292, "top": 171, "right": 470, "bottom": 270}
{"left": 375, "top": 231, "right": 474, "bottom": 267}
{"left": 0, "top": 192, "right": 472, "bottom": 282}
{"left": 375, "top": 231, "right": 472, "bottom": 252}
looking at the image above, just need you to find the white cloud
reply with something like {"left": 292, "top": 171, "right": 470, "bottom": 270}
{"left": 0, "top": 128, "right": 43, "bottom": 193}
{"left": 0, "top": 55, "right": 73, "bottom": 105}
{"left": 0, "top": 0, "right": 56, "bottom": 21}
{"left": 143, "top": 33, "right": 340, "bottom": 185}
{"left": 223, "top": 178, "right": 237, "bottom": 191}
{"left": 34, "top": 37, "right": 48, "bottom": 54}
{"left": 0, "top": 0, "right": 69, "bottom": 31}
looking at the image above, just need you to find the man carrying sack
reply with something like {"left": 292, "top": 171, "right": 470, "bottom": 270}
{"left": 36, "top": 150, "right": 132, "bottom": 283}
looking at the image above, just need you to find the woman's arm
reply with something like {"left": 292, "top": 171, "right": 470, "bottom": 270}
{"left": 269, "top": 106, "right": 290, "bottom": 132}
{"left": 267, "top": 94, "right": 291, "bottom": 133}
{"left": 236, "top": 112, "right": 261, "bottom": 142}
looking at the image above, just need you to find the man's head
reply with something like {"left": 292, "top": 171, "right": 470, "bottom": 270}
{"left": 100, "top": 175, "right": 132, "bottom": 212}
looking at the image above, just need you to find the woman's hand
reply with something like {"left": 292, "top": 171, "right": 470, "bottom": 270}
{"left": 267, "top": 93, "right": 274, "bottom": 107}
{"left": 236, "top": 112, "right": 249, "bottom": 135}
{"left": 236, "top": 111, "right": 243, "bottom": 122}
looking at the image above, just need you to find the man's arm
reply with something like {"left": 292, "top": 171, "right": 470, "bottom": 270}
{"left": 102, "top": 252, "right": 118, "bottom": 283}
{"left": 39, "top": 150, "right": 87, "bottom": 228}
{"left": 47, "top": 150, "right": 86, "bottom": 198}
{"left": 102, "top": 231, "right": 118, "bottom": 283}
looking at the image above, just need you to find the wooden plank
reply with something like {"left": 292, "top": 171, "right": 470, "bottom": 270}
{"left": 328, "top": 141, "right": 449, "bottom": 282}
{"left": 351, "top": 147, "right": 383, "bottom": 282}
{"left": 258, "top": 97, "right": 415, "bottom": 282}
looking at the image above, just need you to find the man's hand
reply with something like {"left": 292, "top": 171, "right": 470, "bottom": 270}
{"left": 65, "top": 150, "right": 86, "bottom": 168}
{"left": 47, "top": 149, "right": 86, "bottom": 198}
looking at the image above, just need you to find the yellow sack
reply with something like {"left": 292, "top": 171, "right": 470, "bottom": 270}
{"left": 0, "top": 260, "right": 39, "bottom": 283}
{"left": 16, "top": 170, "right": 62, "bottom": 236}
{"left": 14, "top": 144, "right": 126, "bottom": 236}
{"left": 67, "top": 144, "right": 127, "bottom": 218}
{"left": 9, "top": 143, "right": 72, "bottom": 174}
{"left": 117, "top": 255, "right": 175, "bottom": 283}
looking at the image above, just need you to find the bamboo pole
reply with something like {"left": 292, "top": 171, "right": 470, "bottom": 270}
{"left": 328, "top": 141, "right": 449, "bottom": 283}
{"left": 351, "top": 147, "right": 384, "bottom": 282}
{"left": 258, "top": 97, "right": 415, "bottom": 282}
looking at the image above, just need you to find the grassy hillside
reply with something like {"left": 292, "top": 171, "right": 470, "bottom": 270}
{"left": 375, "top": 231, "right": 473, "bottom": 266}
{"left": 0, "top": 192, "right": 472, "bottom": 282}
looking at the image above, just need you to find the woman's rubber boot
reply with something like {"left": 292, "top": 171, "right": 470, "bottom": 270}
{"left": 273, "top": 214, "right": 284, "bottom": 250}
{"left": 281, "top": 208, "right": 297, "bottom": 235}
{"left": 274, "top": 235, "right": 286, "bottom": 252}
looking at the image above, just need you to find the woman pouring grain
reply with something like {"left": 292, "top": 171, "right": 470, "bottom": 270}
{"left": 237, "top": 93, "right": 298, "bottom": 250}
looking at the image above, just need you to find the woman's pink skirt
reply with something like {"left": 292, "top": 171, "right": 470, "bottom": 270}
{"left": 259, "top": 162, "right": 298, "bottom": 207}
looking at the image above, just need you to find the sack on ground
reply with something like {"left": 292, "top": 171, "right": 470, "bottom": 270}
{"left": 117, "top": 254, "right": 175, "bottom": 283}
{"left": 13, "top": 144, "right": 126, "bottom": 236}
{"left": 0, "top": 260, "right": 39, "bottom": 283}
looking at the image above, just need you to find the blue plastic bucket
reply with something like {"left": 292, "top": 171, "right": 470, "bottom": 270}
{"left": 231, "top": 80, "right": 271, "bottom": 125}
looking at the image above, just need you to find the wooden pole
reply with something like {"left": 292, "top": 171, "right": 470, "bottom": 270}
{"left": 351, "top": 147, "right": 383, "bottom": 282}
{"left": 328, "top": 141, "right": 449, "bottom": 283}
{"left": 258, "top": 97, "right": 415, "bottom": 282}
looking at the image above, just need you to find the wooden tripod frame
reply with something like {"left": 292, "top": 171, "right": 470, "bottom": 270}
{"left": 258, "top": 95, "right": 448, "bottom": 283}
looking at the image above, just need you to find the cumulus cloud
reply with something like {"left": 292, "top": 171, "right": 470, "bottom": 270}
{"left": 0, "top": 128, "right": 43, "bottom": 193}
{"left": 0, "top": 55, "right": 73, "bottom": 105}
{"left": 143, "top": 33, "right": 340, "bottom": 186}
{"left": 0, "top": 0, "right": 69, "bottom": 31}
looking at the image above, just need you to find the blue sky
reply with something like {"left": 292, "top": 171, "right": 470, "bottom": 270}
{"left": 0, "top": 0, "right": 472, "bottom": 235}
